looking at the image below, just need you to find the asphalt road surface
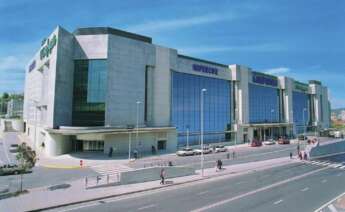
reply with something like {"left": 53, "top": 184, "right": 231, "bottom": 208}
{"left": 48, "top": 162, "right": 345, "bottom": 212}
{"left": 130, "top": 142, "right": 306, "bottom": 170}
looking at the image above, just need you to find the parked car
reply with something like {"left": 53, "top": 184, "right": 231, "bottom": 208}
{"left": 195, "top": 147, "right": 212, "bottom": 155}
{"left": 263, "top": 139, "right": 276, "bottom": 145}
{"left": 278, "top": 137, "right": 290, "bottom": 144}
{"left": 214, "top": 145, "right": 227, "bottom": 153}
{"left": 176, "top": 148, "right": 196, "bottom": 156}
{"left": 251, "top": 139, "right": 262, "bottom": 147}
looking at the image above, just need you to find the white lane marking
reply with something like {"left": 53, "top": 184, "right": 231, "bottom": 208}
{"left": 328, "top": 204, "right": 338, "bottom": 212}
{"left": 236, "top": 181, "right": 246, "bottom": 185}
{"left": 57, "top": 202, "right": 100, "bottom": 212}
{"left": 322, "top": 179, "right": 327, "bottom": 183}
{"left": 137, "top": 204, "right": 156, "bottom": 211}
{"left": 191, "top": 167, "right": 328, "bottom": 212}
{"left": 314, "top": 191, "right": 345, "bottom": 212}
{"left": 301, "top": 187, "right": 309, "bottom": 192}
{"left": 197, "top": 191, "right": 209, "bottom": 195}
{"left": 274, "top": 199, "right": 283, "bottom": 205}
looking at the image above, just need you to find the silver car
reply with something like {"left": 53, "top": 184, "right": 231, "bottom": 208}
{"left": 176, "top": 148, "right": 196, "bottom": 156}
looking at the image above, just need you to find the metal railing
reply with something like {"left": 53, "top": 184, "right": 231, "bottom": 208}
{"left": 85, "top": 173, "right": 121, "bottom": 188}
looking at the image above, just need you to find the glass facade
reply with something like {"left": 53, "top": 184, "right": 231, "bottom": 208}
{"left": 293, "top": 91, "right": 309, "bottom": 134}
{"left": 171, "top": 71, "right": 231, "bottom": 146}
{"left": 72, "top": 60, "right": 107, "bottom": 126}
{"left": 249, "top": 83, "right": 279, "bottom": 123}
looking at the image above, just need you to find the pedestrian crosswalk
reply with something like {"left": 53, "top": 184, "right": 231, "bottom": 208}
{"left": 90, "top": 163, "right": 134, "bottom": 176}
{"left": 309, "top": 160, "right": 345, "bottom": 170}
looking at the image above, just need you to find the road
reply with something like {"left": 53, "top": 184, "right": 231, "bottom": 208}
{"left": 130, "top": 141, "right": 307, "bottom": 170}
{"left": 48, "top": 162, "right": 345, "bottom": 212}
{"left": 0, "top": 132, "right": 97, "bottom": 190}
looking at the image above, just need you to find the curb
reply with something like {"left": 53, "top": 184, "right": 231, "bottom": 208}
{"left": 38, "top": 164, "right": 86, "bottom": 169}
{"left": 28, "top": 158, "right": 295, "bottom": 212}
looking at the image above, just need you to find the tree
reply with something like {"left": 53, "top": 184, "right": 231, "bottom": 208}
{"left": 16, "top": 142, "right": 37, "bottom": 171}
{"left": 2, "top": 92, "right": 9, "bottom": 100}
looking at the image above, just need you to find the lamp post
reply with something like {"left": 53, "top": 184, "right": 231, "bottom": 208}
{"left": 200, "top": 88, "right": 207, "bottom": 177}
{"left": 234, "top": 108, "right": 238, "bottom": 147}
{"left": 136, "top": 101, "right": 141, "bottom": 153}
{"left": 186, "top": 125, "right": 190, "bottom": 148}
{"left": 128, "top": 132, "right": 132, "bottom": 161}
{"left": 302, "top": 108, "right": 307, "bottom": 138}
{"left": 271, "top": 109, "right": 275, "bottom": 140}
{"left": 30, "top": 99, "right": 39, "bottom": 151}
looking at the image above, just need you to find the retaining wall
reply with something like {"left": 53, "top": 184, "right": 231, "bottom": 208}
{"left": 120, "top": 166, "right": 195, "bottom": 184}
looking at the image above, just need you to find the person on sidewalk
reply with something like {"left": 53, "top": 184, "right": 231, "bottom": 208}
{"left": 303, "top": 151, "right": 308, "bottom": 160}
{"left": 290, "top": 152, "right": 293, "bottom": 159}
{"left": 108, "top": 147, "right": 113, "bottom": 158}
{"left": 160, "top": 168, "right": 166, "bottom": 185}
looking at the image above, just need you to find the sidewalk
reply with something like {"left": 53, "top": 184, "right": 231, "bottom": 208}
{"left": 0, "top": 157, "right": 296, "bottom": 212}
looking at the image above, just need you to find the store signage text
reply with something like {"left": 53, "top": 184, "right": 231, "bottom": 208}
{"left": 40, "top": 35, "right": 57, "bottom": 60}
{"left": 294, "top": 81, "right": 309, "bottom": 92}
{"left": 192, "top": 64, "right": 218, "bottom": 75}
{"left": 28, "top": 60, "right": 36, "bottom": 72}
{"left": 252, "top": 73, "right": 278, "bottom": 87}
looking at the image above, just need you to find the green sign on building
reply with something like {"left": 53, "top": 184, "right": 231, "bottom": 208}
{"left": 40, "top": 35, "right": 57, "bottom": 60}
{"left": 294, "top": 81, "right": 309, "bottom": 92}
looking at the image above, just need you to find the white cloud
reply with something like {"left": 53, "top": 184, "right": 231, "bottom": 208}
{"left": 264, "top": 67, "right": 291, "bottom": 75}
{"left": 178, "top": 43, "right": 287, "bottom": 54}
{"left": 126, "top": 13, "right": 236, "bottom": 33}
{"left": 0, "top": 56, "right": 26, "bottom": 71}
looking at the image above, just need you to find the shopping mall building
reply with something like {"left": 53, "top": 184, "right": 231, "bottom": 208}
{"left": 23, "top": 26, "right": 331, "bottom": 156}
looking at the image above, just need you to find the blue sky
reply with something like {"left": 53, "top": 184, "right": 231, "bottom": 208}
{"left": 0, "top": 0, "right": 344, "bottom": 108}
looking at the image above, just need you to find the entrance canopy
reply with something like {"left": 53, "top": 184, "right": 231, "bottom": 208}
{"left": 241, "top": 122, "right": 293, "bottom": 128}
{"left": 46, "top": 126, "right": 176, "bottom": 136}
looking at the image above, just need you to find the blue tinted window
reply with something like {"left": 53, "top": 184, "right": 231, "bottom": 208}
{"left": 293, "top": 91, "right": 309, "bottom": 133}
{"left": 171, "top": 71, "right": 231, "bottom": 146}
{"left": 87, "top": 60, "right": 107, "bottom": 103}
{"left": 249, "top": 84, "right": 279, "bottom": 123}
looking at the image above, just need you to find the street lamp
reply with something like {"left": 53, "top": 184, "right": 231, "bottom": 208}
{"left": 136, "top": 101, "right": 141, "bottom": 154}
{"left": 200, "top": 88, "right": 207, "bottom": 177}
{"left": 29, "top": 99, "right": 39, "bottom": 151}
{"left": 271, "top": 109, "right": 275, "bottom": 140}
{"left": 128, "top": 101, "right": 141, "bottom": 161}
{"left": 302, "top": 108, "right": 307, "bottom": 138}
{"left": 186, "top": 125, "right": 190, "bottom": 148}
{"left": 234, "top": 108, "right": 238, "bottom": 147}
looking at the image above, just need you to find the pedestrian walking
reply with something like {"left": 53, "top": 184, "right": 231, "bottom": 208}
{"left": 151, "top": 145, "right": 156, "bottom": 155}
{"left": 160, "top": 168, "right": 166, "bottom": 185}
{"left": 289, "top": 152, "right": 293, "bottom": 159}
{"left": 226, "top": 152, "right": 230, "bottom": 159}
{"left": 219, "top": 159, "right": 223, "bottom": 170}
{"left": 133, "top": 149, "right": 138, "bottom": 159}
{"left": 232, "top": 151, "right": 236, "bottom": 159}
{"left": 108, "top": 147, "right": 113, "bottom": 157}
{"left": 303, "top": 151, "right": 308, "bottom": 160}
{"left": 216, "top": 159, "right": 221, "bottom": 171}
{"left": 298, "top": 151, "right": 303, "bottom": 160}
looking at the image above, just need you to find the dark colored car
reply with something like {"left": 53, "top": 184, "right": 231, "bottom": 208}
{"left": 251, "top": 139, "right": 262, "bottom": 147}
{"left": 278, "top": 137, "right": 290, "bottom": 144}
